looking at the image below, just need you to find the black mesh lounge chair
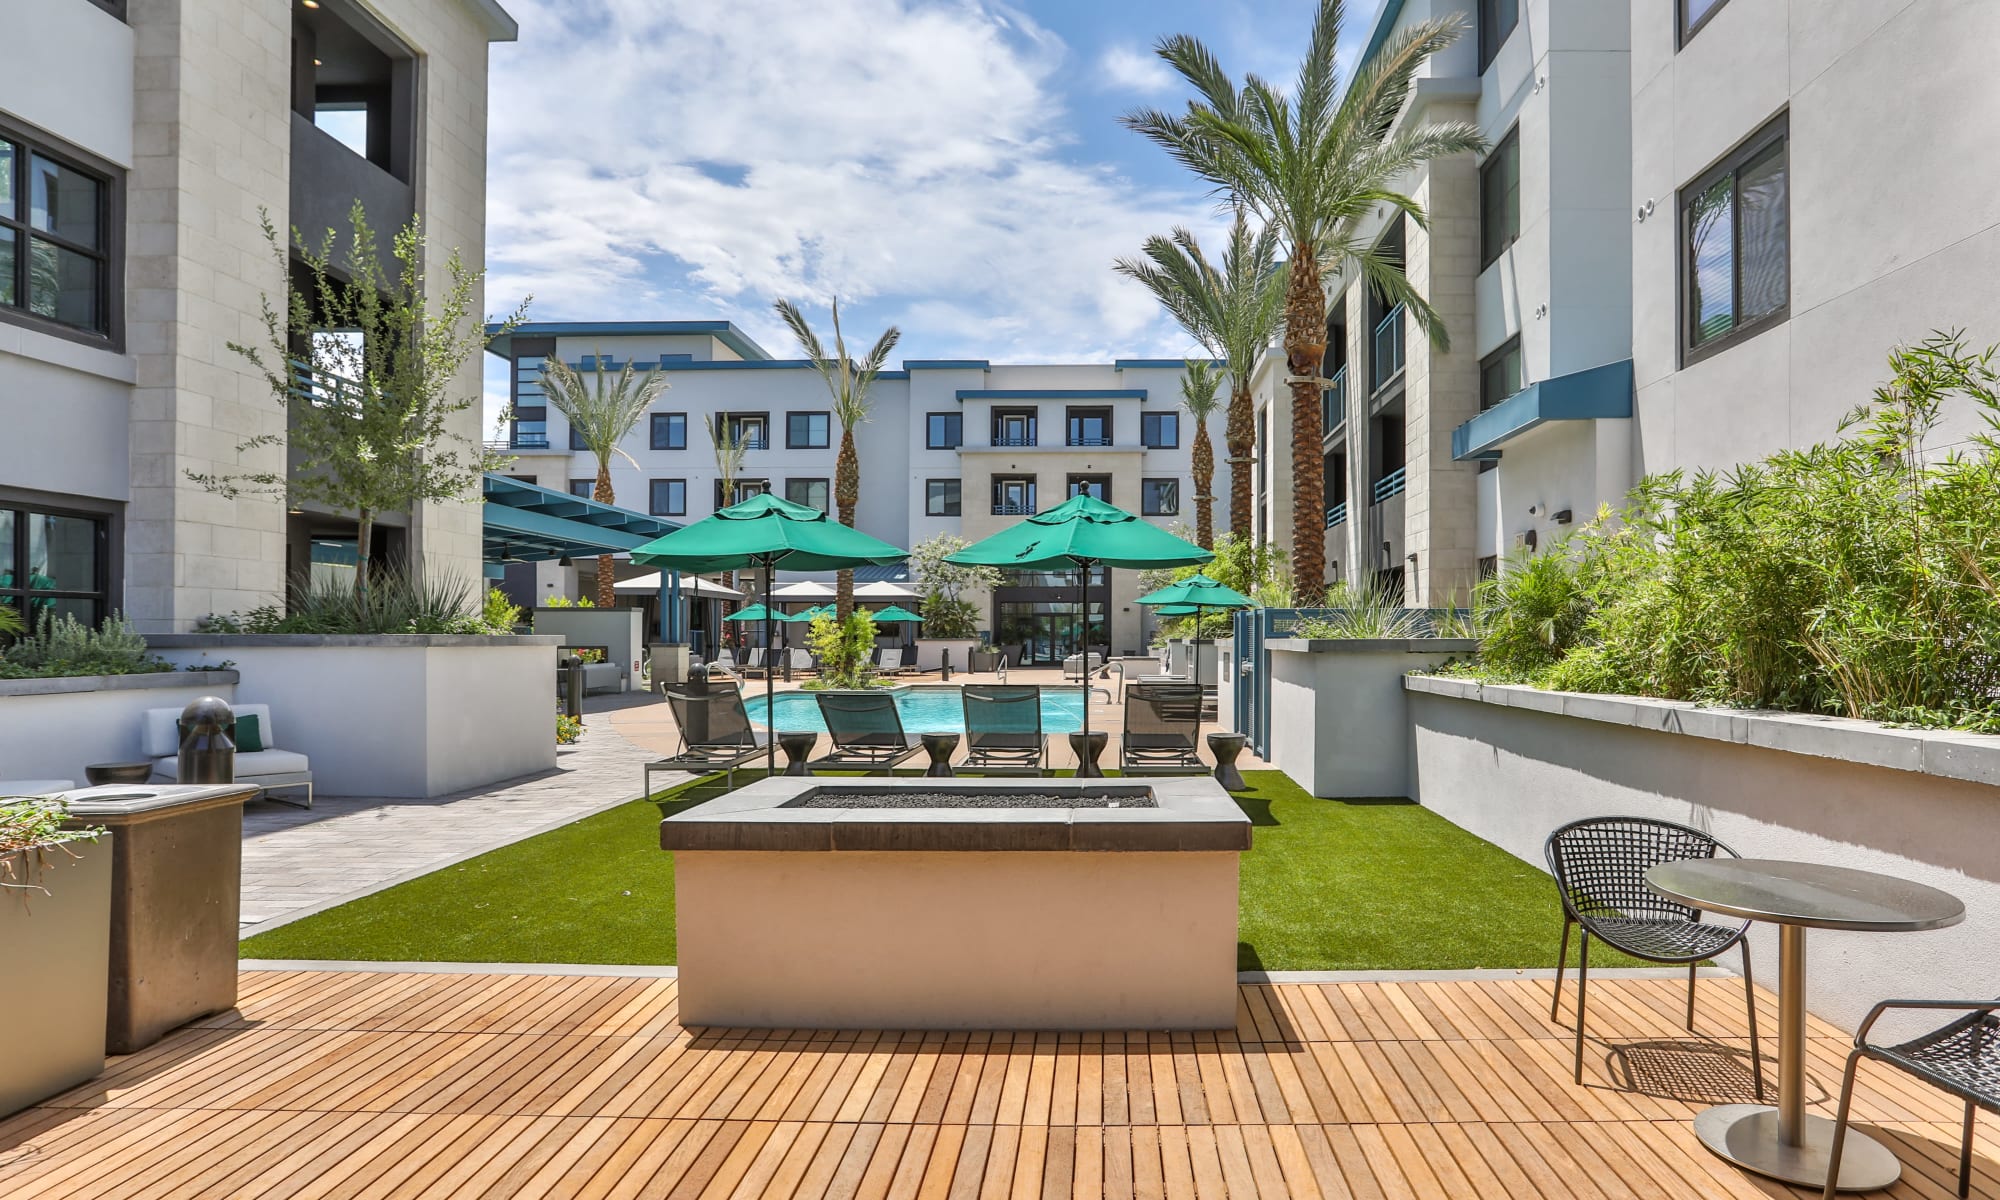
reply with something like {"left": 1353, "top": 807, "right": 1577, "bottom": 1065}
{"left": 961, "top": 684, "right": 1045, "bottom": 774}
{"left": 811, "top": 690, "right": 921, "bottom": 772}
{"left": 644, "top": 685, "right": 768, "bottom": 795}
{"left": 1823, "top": 997, "right": 1999, "bottom": 1200}
{"left": 1545, "top": 817, "right": 1765, "bottom": 1095}
{"left": 1120, "top": 682, "right": 1205, "bottom": 774}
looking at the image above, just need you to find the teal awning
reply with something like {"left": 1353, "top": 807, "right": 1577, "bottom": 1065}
{"left": 1451, "top": 359, "right": 1634, "bottom": 462}
{"left": 481, "top": 473, "right": 682, "bottom": 563}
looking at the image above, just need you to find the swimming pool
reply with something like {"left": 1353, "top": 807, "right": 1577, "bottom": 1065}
{"left": 744, "top": 686, "right": 1086, "bottom": 734}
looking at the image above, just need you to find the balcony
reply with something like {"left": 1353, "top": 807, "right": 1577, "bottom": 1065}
{"left": 992, "top": 502, "right": 1037, "bottom": 515}
{"left": 1372, "top": 465, "right": 1407, "bottom": 504}
{"left": 992, "top": 436, "right": 1038, "bottom": 448}
{"left": 1371, "top": 304, "right": 1405, "bottom": 393}
{"left": 484, "top": 433, "right": 552, "bottom": 452}
{"left": 1321, "top": 365, "right": 1347, "bottom": 432}
{"left": 1066, "top": 435, "right": 1113, "bottom": 448}
{"left": 1325, "top": 500, "right": 1348, "bottom": 528}
{"left": 289, "top": 113, "right": 414, "bottom": 274}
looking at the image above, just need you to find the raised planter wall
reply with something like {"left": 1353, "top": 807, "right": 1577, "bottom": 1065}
{"left": 150, "top": 636, "right": 561, "bottom": 798}
{"left": 0, "top": 672, "right": 240, "bottom": 784}
{"left": 1, "top": 837, "right": 111, "bottom": 1117}
{"left": 1405, "top": 675, "right": 2000, "bottom": 1031}
{"left": 1265, "top": 640, "right": 1476, "bottom": 798}
{"left": 913, "top": 638, "right": 978, "bottom": 673}
{"left": 534, "top": 608, "right": 645, "bottom": 691}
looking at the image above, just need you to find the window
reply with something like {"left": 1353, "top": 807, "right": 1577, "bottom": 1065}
{"left": 784, "top": 478, "right": 830, "bottom": 511}
{"left": 1682, "top": 114, "right": 1788, "bottom": 362}
{"left": 716, "top": 479, "right": 769, "bottom": 507}
{"left": 1067, "top": 474, "right": 1111, "bottom": 503}
{"left": 1679, "top": 0, "right": 1730, "bottom": 45}
{"left": 1066, "top": 408, "right": 1112, "bottom": 447}
{"left": 1478, "top": 0, "right": 1518, "bottom": 70}
{"left": 720, "top": 413, "right": 768, "bottom": 450}
{"left": 925, "top": 478, "right": 961, "bottom": 517}
{"left": 1479, "top": 555, "right": 1499, "bottom": 580}
{"left": 786, "top": 411, "right": 830, "bottom": 449}
{"left": 0, "top": 125, "right": 117, "bottom": 340}
{"left": 511, "top": 405, "right": 548, "bottom": 449}
{"left": 569, "top": 426, "right": 588, "bottom": 452}
{"left": 650, "top": 412, "right": 686, "bottom": 450}
{"left": 1480, "top": 126, "right": 1520, "bottom": 268}
{"left": 1479, "top": 338, "right": 1522, "bottom": 411}
{"left": 0, "top": 506, "right": 108, "bottom": 629}
{"left": 926, "top": 412, "right": 962, "bottom": 449}
{"left": 991, "top": 477, "right": 1037, "bottom": 515}
{"left": 1141, "top": 412, "right": 1179, "bottom": 449}
{"left": 992, "top": 409, "right": 1037, "bottom": 447}
{"left": 1141, "top": 479, "right": 1180, "bottom": 516}
{"left": 568, "top": 479, "right": 595, "bottom": 500}
{"left": 649, "top": 479, "right": 686, "bottom": 517}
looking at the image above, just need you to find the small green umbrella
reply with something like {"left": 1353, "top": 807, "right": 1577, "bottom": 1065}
{"left": 867, "top": 604, "right": 922, "bottom": 623}
{"left": 724, "top": 603, "right": 778, "bottom": 622}
{"left": 630, "top": 494, "right": 907, "bottom": 771}
{"left": 1137, "top": 574, "right": 1255, "bottom": 639}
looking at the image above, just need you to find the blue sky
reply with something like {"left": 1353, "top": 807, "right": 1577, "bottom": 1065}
{"left": 481, "top": 0, "right": 1364, "bottom": 422}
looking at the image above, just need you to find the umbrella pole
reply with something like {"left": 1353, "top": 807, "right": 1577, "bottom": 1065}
{"left": 764, "top": 560, "right": 776, "bottom": 776}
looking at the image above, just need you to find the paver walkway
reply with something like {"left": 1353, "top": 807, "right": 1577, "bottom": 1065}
{"left": 238, "top": 693, "right": 658, "bottom": 934}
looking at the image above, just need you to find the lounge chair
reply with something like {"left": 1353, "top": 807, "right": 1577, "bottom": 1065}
{"left": 810, "top": 691, "right": 921, "bottom": 772}
{"left": 644, "top": 685, "right": 769, "bottom": 795}
{"left": 960, "top": 684, "right": 1046, "bottom": 774}
{"left": 143, "top": 703, "right": 314, "bottom": 807}
{"left": 1119, "top": 683, "right": 1206, "bottom": 774}
{"left": 875, "top": 648, "right": 904, "bottom": 675}
{"left": 1062, "top": 651, "right": 1105, "bottom": 682}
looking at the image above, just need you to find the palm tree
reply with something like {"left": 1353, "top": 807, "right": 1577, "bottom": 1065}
{"left": 1114, "top": 209, "right": 1286, "bottom": 541}
{"left": 541, "top": 349, "right": 670, "bottom": 608}
{"left": 774, "top": 297, "right": 901, "bottom": 619}
{"left": 1176, "top": 360, "right": 1224, "bottom": 548}
{"left": 706, "top": 417, "right": 751, "bottom": 592}
{"left": 1124, "top": 0, "right": 1484, "bottom": 597}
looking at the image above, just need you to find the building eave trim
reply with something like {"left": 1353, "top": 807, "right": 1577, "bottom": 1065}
{"left": 1451, "top": 359, "right": 1634, "bottom": 461}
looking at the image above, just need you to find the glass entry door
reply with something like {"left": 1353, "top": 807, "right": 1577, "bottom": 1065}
{"left": 994, "top": 600, "right": 1106, "bottom": 666}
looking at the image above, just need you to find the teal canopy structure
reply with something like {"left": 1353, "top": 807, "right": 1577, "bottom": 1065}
{"left": 480, "top": 473, "right": 690, "bottom": 640}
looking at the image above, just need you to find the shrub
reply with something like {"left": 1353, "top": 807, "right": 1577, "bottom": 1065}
{"left": 909, "top": 534, "right": 999, "bottom": 639}
{"left": 0, "top": 611, "right": 172, "bottom": 679}
{"left": 804, "top": 609, "right": 882, "bottom": 689}
{"left": 201, "top": 568, "right": 512, "bottom": 635}
{"left": 556, "top": 711, "right": 584, "bottom": 745}
{"left": 1294, "top": 576, "right": 1428, "bottom": 640}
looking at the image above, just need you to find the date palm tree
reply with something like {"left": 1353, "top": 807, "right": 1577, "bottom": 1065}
{"left": 1115, "top": 209, "right": 1285, "bottom": 541}
{"left": 1124, "top": 0, "right": 1484, "bottom": 596}
{"left": 774, "top": 297, "right": 901, "bottom": 619}
{"left": 1176, "top": 360, "right": 1224, "bottom": 548}
{"left": 706, "top": 417, "right": 751, "bottom": 592}
{"left": 541, "top": 350, "right": 671, "bottom": 608}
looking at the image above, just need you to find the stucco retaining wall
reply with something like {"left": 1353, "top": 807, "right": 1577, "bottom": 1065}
{"left": 1266, "top": 640, "right": 1477, "bottom": 797}
{"left": 0, "top": 672, "right": 240, "bottom": 784}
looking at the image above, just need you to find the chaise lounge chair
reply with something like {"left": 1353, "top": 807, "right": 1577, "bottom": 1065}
{"left": 644, "top": 685, "right": 769, "bottom": 795}
{"left": 1119, "top": 682, "right": 1206, "bottom": 774}
{"left": 959, "top": 684, "right": 1046, "bottom": 774}
{"left": 810, "top": 690, "right": 921, "bottom": 772}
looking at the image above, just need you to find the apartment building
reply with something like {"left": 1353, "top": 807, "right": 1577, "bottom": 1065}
{"left": 0, "top": 0, "right": 514, "bottom": 632}
{"left": 483, "top": 323, "right": 1220, "bottom": 662}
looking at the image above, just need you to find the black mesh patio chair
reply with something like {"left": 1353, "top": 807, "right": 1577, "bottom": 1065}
{"left": 645, "top": 685, "right": 768, "bottom": 795}
{"left": 1545, "top": 817, "right": 1765, "bottom": 1095}
{"left": 811, "top": 690, "right": 921, "bottom": 772}
{"left": 1120, "top": 682, "right": 1205, "bottom": 774}
{"left": 961, "top": 684, "right": 1045, "bottom": 774}
{"left": 1823, "top": 998, "right": 2000, "bottom": 1200}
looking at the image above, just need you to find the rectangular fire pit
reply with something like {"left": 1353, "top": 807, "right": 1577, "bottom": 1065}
{"left": 661, "top": 777, "right": 1251, "bottom": 1030}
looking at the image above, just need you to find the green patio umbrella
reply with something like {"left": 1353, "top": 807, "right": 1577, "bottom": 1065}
{"left": 867, "top": 604, "right": 922, "bottom": 623}
{"left": 946, "top": 494, "right": 1212, "bottom": 769}
{"left": 724, "top": 603, "right": 778, "bottom": 622}
{"left": 1136, "top": 574, "right": 1255, "bottom": 639}
{"left": 630, "top": 494, "right": 907, "bottom": 772}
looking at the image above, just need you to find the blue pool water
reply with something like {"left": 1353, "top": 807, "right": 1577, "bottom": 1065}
{"left": 744, "top": 686, "right": 1086, "bottom": 734}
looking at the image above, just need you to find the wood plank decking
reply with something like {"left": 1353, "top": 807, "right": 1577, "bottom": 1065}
{"left": 2, "top": 969, "right": 1992, "bottom": 1198}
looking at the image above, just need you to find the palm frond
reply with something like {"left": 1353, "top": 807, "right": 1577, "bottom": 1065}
{"left": 540, "top": 346, "right": 669, "bottom": 473}
{"left": 1179, "top": 359, "right": 1224, "bottom": 421}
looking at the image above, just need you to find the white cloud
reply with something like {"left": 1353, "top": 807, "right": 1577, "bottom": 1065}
{"left": 1096, "top": 44, "right": 1177, "bottom": 96}
{"left": 482, "top": 0, "right": 1214, "bottom": 363}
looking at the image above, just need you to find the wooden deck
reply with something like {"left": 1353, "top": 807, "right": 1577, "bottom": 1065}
{"left": 2, "top": 969, "right": 1992, "bottom": 1198}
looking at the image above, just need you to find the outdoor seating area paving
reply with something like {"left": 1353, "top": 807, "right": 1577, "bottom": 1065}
{"left": 3, "top": 966, "right": 1992, "bottom": 1198}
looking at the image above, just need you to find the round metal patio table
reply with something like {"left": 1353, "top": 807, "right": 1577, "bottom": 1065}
{"left": 1069, "top": 730, "right": 1108, "bottom": 778}
{"left": 776, "top": 731, "right": 817, "bottom": 777}
{"left": 1644, "top": 859, "right": 1964, "bottom": 1192}
{"left": 920, "top": 732, "right": 959, "bottom": 778}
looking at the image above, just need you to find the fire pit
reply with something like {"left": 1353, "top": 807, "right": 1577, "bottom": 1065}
{"left": 661, "top": 777, "right": 1251, "bottom": 1030}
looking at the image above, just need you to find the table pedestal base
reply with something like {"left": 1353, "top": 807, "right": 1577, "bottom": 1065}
{"left": 1692, "top": 1105, "right": 1900, "bottom": 1192}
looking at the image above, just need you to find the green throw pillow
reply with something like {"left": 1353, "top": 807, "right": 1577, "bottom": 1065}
{"left": 234, "top": 713, "right": 264, "bottom": 753}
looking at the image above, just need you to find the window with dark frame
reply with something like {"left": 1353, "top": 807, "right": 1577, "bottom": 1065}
{"left": 1478, "top": 0, "right": 1518, "bottom": 70}
{"left": 786, "top": 411, "right": 830, "bottom": 449}
{"left": 925, "top": 478, "right": 960, "bottom": 517}
{"left": 1480, "top": 126, "right": 1520, "bottom": 268}
{"left": 1682, "top": 113, "right": 1788, "bottom": 362}
{"left": 569, "top": 426, "right": 588, "bottom": 452}
{"left": 992, "top": 409, "right": 1037, "bottom": 447}
{"left": 1141, "top": 478, "right": 1180, "bottom": 517}
{"left": 1479, "top": 338, "right": 1522, "bottom": 412}
{"left": 0, "top": 122, "right": 117, "bottom": 340}
{"left": 511, "top": 404, "right": 549, "bottom": 449}
{"left": 1065, "top": 408, "right": 1112, "bottom": 447}
{"left": 0, "top": 505, "right": 109, "bottom": 630}
{"left": 720, "top": 412, "right": 769, "bottom": 450}
{"left": 1141, "top": 411, "right": 1179, "bottom": 448}
{"left": 1679, "top": 0, "right": 1731, "bottom": 45}
{"left": 991, "top": 476, "right": 1037, "bottom": 515}
{"left": 1067, "top": 474, "right": 1111, "bottom": 503}
{"left": 784, "top": 478, "right": 830, "bottom": 511}
{"left": 650, "top": 412, "right": 686, "bottom": 450}
{"left": 926, "top": 412, "right": 962, "bottom": 449}
{"left": 568, "top": 479, "right": 595, "bottom": 499}
{"left": 649, "top": 478, "right": 686, "bottom": 516}
{"left": 716, "top": 478, "right": 769, "bottom": 507}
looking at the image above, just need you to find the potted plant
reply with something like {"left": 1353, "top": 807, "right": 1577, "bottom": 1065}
{"left": 1, "top": 796, "right": 111, "bottom": 1117}
{"left": 909, "top": 534, "right": 999, "bottom": 672}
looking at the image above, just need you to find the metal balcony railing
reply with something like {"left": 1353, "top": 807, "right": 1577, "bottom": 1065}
{"left": 992, "top": 435, "right": 1037, "bottom": 447}
{"left": 1066, "top": 435, "right": 1113, "bottom": 447}
{"left": 992, "top": 501, "right": 1037, "bottom": 516}
{"left": 1322, "top": 366, "right": 1347, "bottom": 431}
{"left": 1372, "top": 466, "right": 1408, "bottom": 504}
{"left": 288, "top": 359, "right": 364, "bottom": 411}
{"left": 1371, "top": 305, "right": 1406, "bottom": 392}
{"left": 1325, "top": 501, "right": 1348, "bottom": 528}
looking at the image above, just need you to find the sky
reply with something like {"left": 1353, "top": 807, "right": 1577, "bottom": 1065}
{"left": 479, "top": 0, "right": 1371, "bottom": 426}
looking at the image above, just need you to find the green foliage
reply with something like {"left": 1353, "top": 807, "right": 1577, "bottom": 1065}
{"left": 0, "top": 611, "right": 172, "bottom": 679}
{"left": 482, "top": 587, "right": 524, "bottom": 631}
{"left": 910, "top": 533, "right": 1001, "bottom": 638}
{"left": 1140, "top": 531, "right": 1289, "bottom": 638}
{"left": 1295, "top": 576, "right": 1427, "bottom": 639}
{"left": 201, "top": 569, "right": 510, "bottom": 635}
{"left": 0, "top": 604, "right": 23, "bottom": 639}
{"left": 0, "top": 796, "right": 105, "bottom": 854}
{"left": 804, "top": 609, "right": 881, "bottom": 689}
{"left": 556, "top": 710, "right": 585, "bottom": 745}
{"left": 541, "top": 595, "right": 595, "bottom": 609}
{"left": 1461, "top": 330, "right": 2000, "bottom": 731}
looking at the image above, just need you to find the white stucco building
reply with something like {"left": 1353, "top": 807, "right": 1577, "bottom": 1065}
{"left": 0, "top": 0, "right": 514, "bottom": 632}
{"left": 484, "top": 323, "right": 1223, "bottom": 662}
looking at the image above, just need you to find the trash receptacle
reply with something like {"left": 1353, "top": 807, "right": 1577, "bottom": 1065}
{"left": 62, "top": 783, "right": 258, "bottom": 1053}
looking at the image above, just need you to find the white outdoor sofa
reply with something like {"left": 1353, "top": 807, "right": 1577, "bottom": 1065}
{"left": 143, "top": 703, "right": 314, "bottom": 808}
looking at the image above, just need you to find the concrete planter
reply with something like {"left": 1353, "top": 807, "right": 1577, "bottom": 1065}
{"left": 0, "top": 836, "right": 111, "bottom": 1118}
{"left": 1265, "top": 639, "right": 1477, "bottom": 798}
{"left": 534, "top": 608, "right": 645, "bottom": 692}
{"left": 1405, "top": 675, "right": 2000, "bottom": 1030}
{"left": 913, "top": 637, "right": 977, "bottom": 673}
{"left": 0, "top": 671, "right": 239, "bottom": 785}
{"left": 148, "top": 635, "right": 562, "bottom": 798}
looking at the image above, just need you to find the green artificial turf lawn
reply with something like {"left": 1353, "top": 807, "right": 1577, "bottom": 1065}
{"left": 242, "top": 770, "right": 1641, "bottom": 971}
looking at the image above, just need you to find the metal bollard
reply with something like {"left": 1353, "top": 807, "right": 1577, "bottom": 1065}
{"left": 941, "top": 648, "right": 952, "bottom": 682}
{"left": 560, "top": 654, "right": 585, "bottom": 719}
{"left": 177, "top": 695, "right": 237, "bottom": 784}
